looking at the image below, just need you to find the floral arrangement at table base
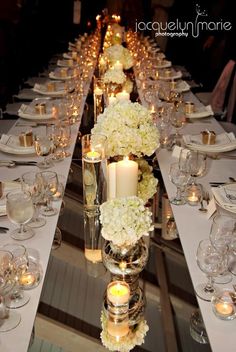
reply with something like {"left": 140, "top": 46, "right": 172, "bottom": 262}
{"left": 100, "top": 311, "right": 149, "bottom": 352}
{"left": 100, "top": 196, "right": 153, "bottom": 350}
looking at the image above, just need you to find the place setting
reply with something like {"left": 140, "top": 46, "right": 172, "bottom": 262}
{"left": 17, "top": 98, "right": 61, "bottom": 120}
{"left": 32, "top": 80, "right": 75, "bottom": 97}
{"left": 49, "top": 67, "right": 78, "bottom": 80}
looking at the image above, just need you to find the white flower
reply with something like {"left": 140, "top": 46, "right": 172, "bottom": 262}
{"left": 137, "top": 159, "right": 158, "bottom": 203}
{"left": 103, "top": 67, "right": 127, "bottom": 84}
{"left": 100, "top": 196, "right": 153, "bottom": 247}
{"left": 104, "top": 44, "right": 134, "bottom": 70}
{"left": 92, "top": 100, "right": 160, "bottom": 158}
{"left": 122, "top": 78, "right": 133, "bottom": 93}
{"left": 100, "top": 311, "right": 149, "bottom": 352}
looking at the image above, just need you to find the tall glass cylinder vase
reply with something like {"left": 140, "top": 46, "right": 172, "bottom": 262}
{"left": 82, "top": 134, "right": 107, "bottom": 273}
{"left": 93, "top": 78, "right": 104, "bottom": 123}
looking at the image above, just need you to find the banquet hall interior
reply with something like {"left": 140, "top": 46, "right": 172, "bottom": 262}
{"left": 0, "top": 0, "right": 236, "bottom": 352}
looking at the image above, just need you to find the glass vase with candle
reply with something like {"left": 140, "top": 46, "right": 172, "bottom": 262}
{"left": 212, "top": 288, "right": 236, "bottom": 320}
{"left": 82, "top": 134, "right": 107, "bottom": 267}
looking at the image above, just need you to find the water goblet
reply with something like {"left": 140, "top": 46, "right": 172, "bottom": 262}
{"left": 34, "top": 134, "right": 54, "bottom": 169}
{"left": 54, "top": 122, "right": 71, "bottom": 159}
{"left": 195, "top": 239, "right": 227, "bottom": 301}
{"left": 169, "top": 162, "right": 190, "bottom": 205}
{"left": 21, "top": 171, "right": 46, "bottom": 228}
{"left": 2, "top": 244, "right": 30, "bottom": 308}
{"left": 6, "top": 190, "right": 35, "bottom": 240}
{"left": 185, "top": 150, "right": 207, "bottom": 185}
{"left": 36, "top": 171, "right": 59, "bottom": 216}
{"left": 170, "top": 105, "right": 186, "bottom": 146}
{"left": 0, "top": 250, "right": 21, "bottom": 332}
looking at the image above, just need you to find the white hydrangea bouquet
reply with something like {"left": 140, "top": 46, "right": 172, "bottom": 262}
{"left": 92, "top": 100, "right": 159, "bottom": 158}
{"left": 100, "top": 196, "right": 153, "bottom": 247}
{"left": 100, "top": 311, "right": 149, "bottom": 352}
{"left": 104, "top": 44, "right": 134, "bottom": 70}
{"left": 103, "top": 67, "right": 127, "bottom": 85}
{"left": 137, "top": 159, "right": 158, "bottom": 203}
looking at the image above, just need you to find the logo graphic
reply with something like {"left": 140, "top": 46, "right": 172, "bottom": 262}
{"left": 135, "top": 4, "right": 232, "bottom": 38}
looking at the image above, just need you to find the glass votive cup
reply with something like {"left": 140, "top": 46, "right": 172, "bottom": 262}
{"left": 211, "top": 289, "right": 236, "bottom": 321}
{"left": 185, "top": 184, "right": 202, "bottom": 206}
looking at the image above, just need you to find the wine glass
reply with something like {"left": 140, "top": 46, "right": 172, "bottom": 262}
{"left": 170, "top": 105, "right": 186, "bottom": 146}
{"left": 210, "top": 214, "right": 235, "bottom": 283}
{"left": 34, "top": 134, "right": 54, "bottom": 169}
{"left": 195, "top": 239, "right": 227, "bottom": 301}
{"left": 169, "top": 162, "right": 190, "bottom": 205}
{"left": 185, "top": 151, "right": 207, "bottom": 185}
{"left": 2, "top": 244, "right": 30, "bottom": 308}
{"left": 0, "top": 250, "right": 21, "bottom": 332}
{"left": 21, "top": 171, "right": 46, "bottom": 228}
{"left": 54, "top": 123, "right": 71, "bottom": 159}
{"left": 36, "top": 171, "right": 59, "bottom": 216}
{"left": 6, "top": 190, "right": 35, "bottom": 240}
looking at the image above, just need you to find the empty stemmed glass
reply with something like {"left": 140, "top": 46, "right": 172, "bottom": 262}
{"left": 210, "top": 214, "right": 235, "bottom": 283}
{"left": 21, "top": 171, "right": 46, "bottom": 228}
{"left": 185, "top": 150, "right": 207, "bottom": 185}
{"left": 6, "top": 190, "right": 35, "bottom": 240}
{"left": 34, "top": 133, "right": 54, "bottom": 169}
{"left": 36, "top": 171, "right": 59, "bottom": 216}
{"left": 195, "top": 239, "right": 228, "bottom": 301}
{"left": 169, "top": 162, "right": 190, "bottom": 205}
{"left": 0, "top": 250, "right": 21, "bottom": 332}
{"left": 2, "top": 244, "right": 30, "bottom": 308}
{"left": 170, "top": 104, "right": 186, "bottom": 146}
{"left": 54, "top": 122, "right": 71, "bottom": 159}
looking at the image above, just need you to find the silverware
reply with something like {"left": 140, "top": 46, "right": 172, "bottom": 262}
{"left": 198, "top": 199, "right": 207, "bottom": 212}
{"left": 204, "top": 191, "right": 210, "bottom": 205}
{"left": 0, "top": 226, "right": 9, "bottom": 233}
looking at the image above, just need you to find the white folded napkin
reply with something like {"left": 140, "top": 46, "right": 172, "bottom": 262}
{"left": 156, "top": 60, "right": 172, "bottom": 69}
{"left": 0, "top": 181, "right": 21, "bottom": 216}
{"left": 186, "top": 105, "right": 213, "bottom": 119}
{"left": 176, "top": 80, "right": 190, "bottom": 92}
{"left": 0, "top": 134, "right": 34, "bottom": 153}
{"left": 183, "top": 132, "right": 236, "bottom": 152}
{"left": 18, "top": 103, "right": 53, "bottom": 119}
{"left": 212, "top": 184, "right": 236, "bottom": 210}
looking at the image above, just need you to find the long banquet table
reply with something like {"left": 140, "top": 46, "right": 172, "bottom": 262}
{"left": 136, "top": 72, "right": 236, "bottom": 351}
{"left": 0, "top": 57, "right": 95, "bottom": 351}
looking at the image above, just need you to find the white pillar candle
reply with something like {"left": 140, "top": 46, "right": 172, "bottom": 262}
{"left": 116, "top": 91, "right": 130, "bottom": 102}
{"left": 108, "top": 162, "right": 117, "bottom": 199}
{"left": 116, "top": 157, "right": 138, "bottom": 197}
{"left": 113, "top": 60, "right": 123, "bottom": 71}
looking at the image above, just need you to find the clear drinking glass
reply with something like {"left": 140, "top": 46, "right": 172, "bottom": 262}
{"left": 21, "top": 171, "right": 46, "bottom": 228}
{"left": 36, "top": 171, "right": 59, "bottom": 216}
{"left": 6, "top": 190, "right": 35, "bottom": 240}
{"left": 210, "top": 214, "right": 235, "bottom": 283}
{"left": 3, "top": 244, "right": 30, "bottom": 308}
{"left": 195, "top": 239, "right": 227, "bottom": 301}
{"left": 54, "top": 122, "right": 71, "bottom": 159}
{"left": 34, "top": 135, "right": 54, "bottom": 169}
{"left": 170, "top": 106, "right": 186, "bottom": 146}
{"left": 169, "top": 162, "right": 190, "bottom": 205}
{"left": 185, "top": 151, "right": 207, "bottom": 185}
{"left": 0, "top": 250, "right": 21, "bottom": 332}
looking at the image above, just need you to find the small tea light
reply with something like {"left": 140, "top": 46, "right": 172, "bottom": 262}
{"left": 83, "top": 150, "right": 101, "bottom": 163}
{"left": 107, "top": 281, "right": 130, "bottom": 306}
{"left": 185, "top": 101, "right": 195, "bottom": 114}
{"left": 212, "top": 289, "right": 236, "bottom": 320}
{"left": 19, "top": 273, "right": 36, "bottom": 288}
{"left": 186, "top": 184, "right": 202, "bottom": 206}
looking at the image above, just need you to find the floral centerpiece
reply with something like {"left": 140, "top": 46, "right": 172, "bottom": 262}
{"left": 92, "top": 100, "right": 160, "bottom": 158}
{"left": 137, "top": 159, "right": 158, "bottom": 203}
{"left": 100, "top": 196, "right": 153, "bottom": 247}
{"left": 100, "top": 311, "right": 149, "bottom": 352}
{"left": 122, "top": 78, "right": 133, "bottom": 94}
{"left": 103, "top": 67, "right": 127, "bottom": 85}
{"left": 104, "top": 44, "right": 134, "bottom": 70}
